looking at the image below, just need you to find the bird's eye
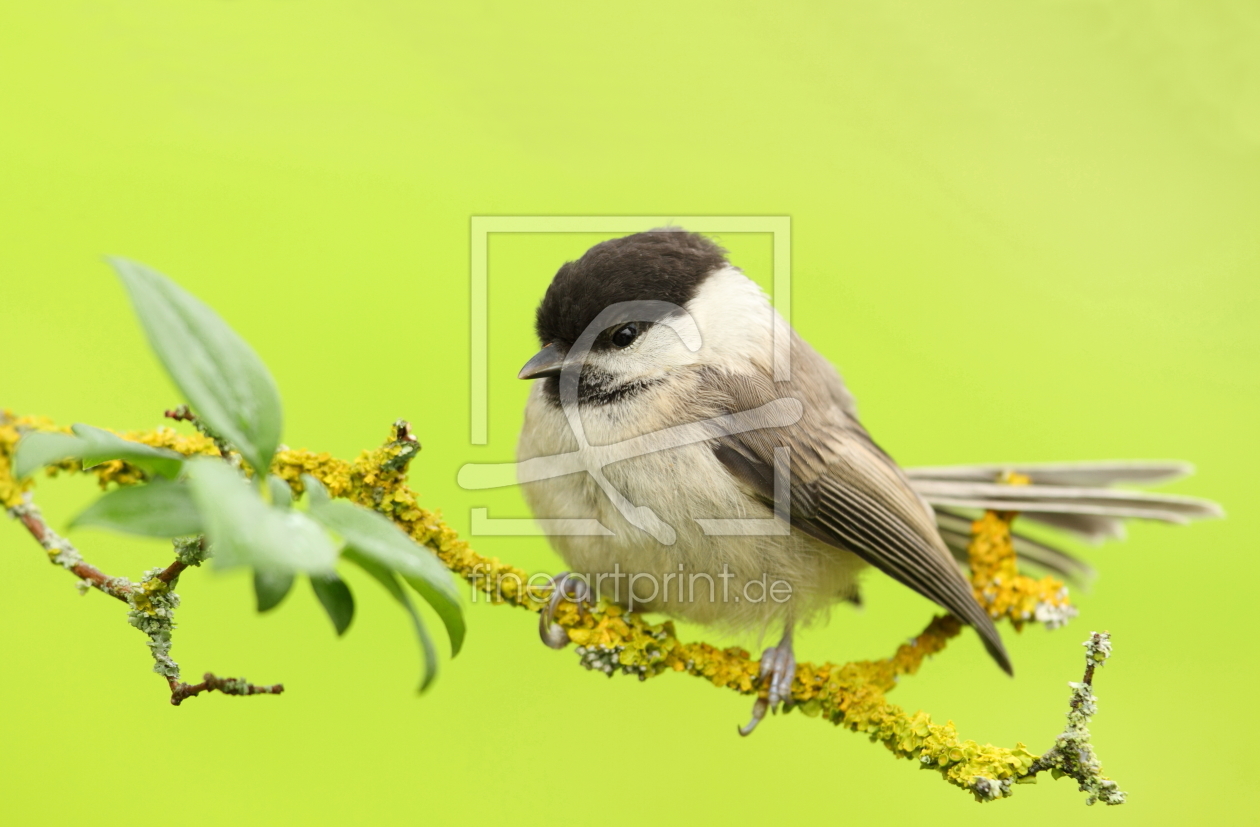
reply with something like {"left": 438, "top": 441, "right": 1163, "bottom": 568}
{"left": 611, "top": 323, "right": 639, "bottom": 348}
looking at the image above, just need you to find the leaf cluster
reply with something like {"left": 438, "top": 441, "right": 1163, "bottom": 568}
{"left": 13, "top": 259, "right": 463, "bottom": 690}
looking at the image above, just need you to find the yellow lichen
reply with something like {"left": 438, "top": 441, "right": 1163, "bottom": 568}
{"left": 2, "top": 415, "right": 1117, "bottom": 803}
{"left": 969, "top": 511, "right": 1075, "bottom": 630}
{"left": 0, "top": 413, "right": 67, "bottom": 507}
{"left": 130, "top": 574, "right": 172, "bottom": 617}
{"left": 0, "top": 413, "right": 221, "bottom": 505}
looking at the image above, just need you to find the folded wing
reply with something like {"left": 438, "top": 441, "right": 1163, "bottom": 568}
{"left": 705, "top": 366, "right": 1013, "bottom": 674}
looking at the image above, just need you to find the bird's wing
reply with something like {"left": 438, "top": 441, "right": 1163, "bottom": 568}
{"left": 703, "top": 357, "right": 1011, "bottom": 675}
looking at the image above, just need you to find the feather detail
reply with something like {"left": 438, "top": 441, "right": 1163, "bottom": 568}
{"left": 910, "top": 461, "right": 1222, "bottom": 587}
{"left": 933, "top": 510, "right": 1097, "bottom": 586}
{"left": 906, "top": 460, "right": 1195, "bottom": 487}
{"left": 702, "top": 357, "right": 1014, "bottom": 675}
{"left": 907, "top": 463, "right": 1222, "bottom": 537}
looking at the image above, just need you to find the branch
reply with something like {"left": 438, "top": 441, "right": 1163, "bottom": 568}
{"left": 967, "top": 474, "right": 1078, "bottom": 630}
{"left": 169, "top": 672, "right": 284, "bottom": 706}
{"left": 163, "top": 404, "right": 233, "bottom": 459}
{"left": 2, "top": 411, "right": 1124, "bottom": 803}
{"left": 1027, "top": 632, "right": 1125, "bottom": 805}
{"left": 0, "top": 411, "right": 281, "bottom": 705}
{"left": 274, "top": 422, "right": 1122, "bottom": 803}
{"left": 8, "top": 497, "right": 131, "bottom": 602}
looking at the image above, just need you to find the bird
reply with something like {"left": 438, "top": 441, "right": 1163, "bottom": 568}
{"left": 514, "top": 228, "right": 1222, "bottom": 734}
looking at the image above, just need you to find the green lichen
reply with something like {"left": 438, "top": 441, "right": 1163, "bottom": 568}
{"left": 127, "top": 567, "right": 181, "bottom": 682}
{"left": 1029, "top": 633, "right": 1125, "bottom": 805}
{"left": 214, "top": 676, "right": 252, "bottom": 694}
{"left": 173, "top": 535, "right": 208, "bottom": 569}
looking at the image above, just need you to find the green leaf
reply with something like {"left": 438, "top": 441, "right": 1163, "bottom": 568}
{"left": 344, "top": 548, "right": 437, "bottom": 692}
{"left": 108, "top": 257, "right": 284, "bottom": 475}
{"left": 69, "top": 478, "right": 203, "bottom": 537}
{"left": 309, "top": 498, "right": 464, "bottom": 656}
{"left": 72, "top": 424, "right": 184, "bottom": 479}
{"left": 13, "top": 426, "right": 183, "bottom": 481}
{"left": 12, "top": 432, "right": 83, "bottom": 479}
{"left": 301, "top": 473, "right": 330, "bottom": 507}
{"left": 186, "top": 460, "right": 338, "bottom": 575}
{"left": 267, "top": 475, "right": 293, "bottom": 508}
{"left": 310, "top": 573, "right": 355, "bottom": 635}
{"left": 403, "top": 575, "right": 465, "bottom": 658}
{"left": 253, "top": 568, "right": 295, "bottom": 612}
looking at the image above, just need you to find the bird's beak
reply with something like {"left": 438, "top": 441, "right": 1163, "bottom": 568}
{"left": 518, "top": 343, "right": 565, "bottom": 380}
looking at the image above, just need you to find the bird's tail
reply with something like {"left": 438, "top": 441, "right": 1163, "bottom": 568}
{"left": 905, "top": 461, "right": 1224, "bottom": 585}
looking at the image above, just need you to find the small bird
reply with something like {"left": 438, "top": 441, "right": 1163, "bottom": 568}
{"left": 515, "top": 229, "right": 1221, "bottom": 734}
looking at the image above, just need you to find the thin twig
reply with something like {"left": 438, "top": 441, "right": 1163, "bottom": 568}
{"left": 168, "top": 673, "right": 284, "bottom": 706}
{"left": 9, "top": 498, "right": 131, "bottom": 602}
{"left": 163, "top": 405, "right": 197, "bottom": 423}
{"left": 1, "top": 433, "right": 277, "bottom": 704}
{"left": 1026, "top": 632, "right": 1124, "bottom": 805}
{"left": 163, "top": 404, "right": 233, "bottom": 459}
{"left": 155, "top": 558, "right": 188, "bottom": 584}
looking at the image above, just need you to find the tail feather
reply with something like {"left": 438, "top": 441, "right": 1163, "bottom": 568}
{"left": 911, "top": 479, "right": 1221, "bottom": 521}
{"left": 911, "top": 460, "right": 1222, "bottom": 586}
{"left": 906, "top": 460, "right": 1195, "bottom": 487}
{"left": 1013, "top": 510, "right": 1126, "bottom": 543}
{"left": 934, "top": 510, "right": 1097, "bottom": 586}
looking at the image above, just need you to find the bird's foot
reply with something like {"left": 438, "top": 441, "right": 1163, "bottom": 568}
{"left": 739, "top": 635, "right": 796, "bottom": 737}
{"left": 539, "top": 571, "right": 591, "bottom": 649}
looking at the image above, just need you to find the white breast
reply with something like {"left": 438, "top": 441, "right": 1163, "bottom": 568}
{"left": 517, "top": 286, "right": 866, "bottom": 638}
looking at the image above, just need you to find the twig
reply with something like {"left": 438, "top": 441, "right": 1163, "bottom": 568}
{"left": 163, "top": 404, "right": 233, "bottom": 459}
{"left": 168, "top": 673, "right": 284, "bottom": 706}
{"left": 163, "top": 405, "right": 197, "bottom": 423}
{"left": 155, "top": 559, "right": 187, "bottom": 584}
{"left": 155, "top": 536, "right": 205, "bottom": 585}
{"left": 1027, "top": 632, "right": 1125, "bottom": 805}
{"left": 8, "top": 497, "right": 131, "bottom": 602}
{"left": 1, "top": 412, "right": 278, "bottom": 705}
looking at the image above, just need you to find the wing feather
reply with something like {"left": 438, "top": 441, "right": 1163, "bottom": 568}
{"left": 701, "top": 352, "right": 1012, "bottom": 674}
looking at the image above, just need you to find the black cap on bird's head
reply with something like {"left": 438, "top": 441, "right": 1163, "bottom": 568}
{"left": 533, "top": 229, "right": 728, "bottom": 350}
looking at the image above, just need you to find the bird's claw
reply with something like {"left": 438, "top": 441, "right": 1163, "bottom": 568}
{"left": 739, "top": 636, "right": 796, "bottom": 736}
{"left": 539, "top": 571, "right": 591, "bottom": 649}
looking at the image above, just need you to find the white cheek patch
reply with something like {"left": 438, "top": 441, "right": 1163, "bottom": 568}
{"left": 581, "top": 349, "right": 624, "bottom": 377}
{"left": 685, "top": 266, "right": 778, "bottom": 373}
{"left": 634, "top": 321, "right": 703, "bottom": 367}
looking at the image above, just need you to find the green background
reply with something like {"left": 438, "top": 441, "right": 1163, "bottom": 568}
{"left": 2, "top": 2, "right": 1256, "bottom": 824}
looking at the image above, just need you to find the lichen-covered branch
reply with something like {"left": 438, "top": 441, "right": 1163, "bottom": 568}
{"left": 169, "top": 672, "right": 284, "bottom": 705}
{"left": 1, "top": 411, "right": 277, "bottom": 705}
{"left": 968, "top": 473, "right": 1078, "bottom": 631}
{"left": 163, "top": 404, "right": 234, "bottom": 461}
{"left": 969, "top": 510, "right": 1078, "bottom": 630}
{"left": 1, "top": 410, "right": 1123, "bottom": 803}
{"left": 7, "top": 496, "right": 132, "bottom": 602}
{"left": 1028, "top": 632, "right": 1125, "bottom": 805}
